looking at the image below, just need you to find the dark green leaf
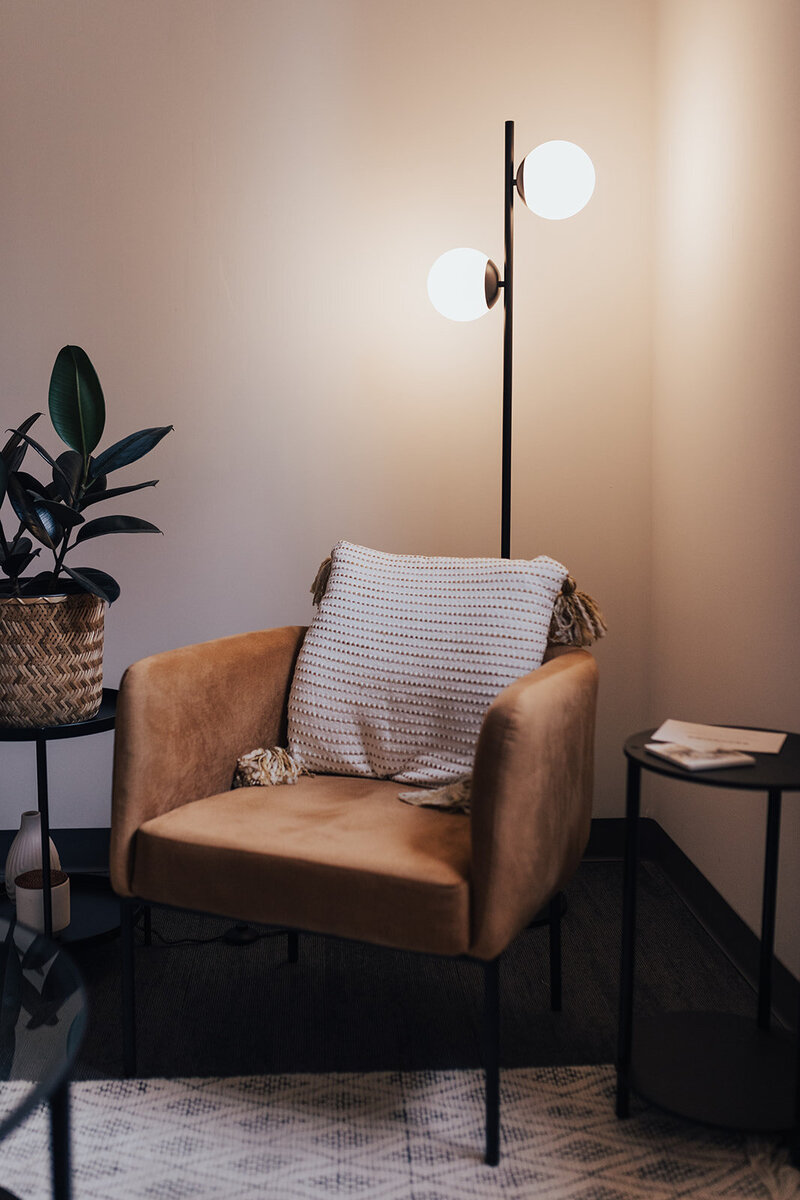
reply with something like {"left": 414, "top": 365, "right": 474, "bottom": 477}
{"left": 35, "top": 499, "right": 84, "bottom": 529}
{"left": 33, "top": 504, "right": 58, "bottom": 542}
{"left": 48, "top": 345, "right": 105, "bottom": 458}
{"left": 62, "top": 565, "right": 119, "bottom": 604}
{"left": 21, "top": 572, "right": 63, "bottom": 595}
{"left": 1, "top": 548, "right": 41, "bottom": 577}
{"left": 80, "top": 479, "right": 158, "bottom": 508}
{"left": 1, "top": 413, "right": 41, "bottom": 473}
{"left": 6, "top": 476, "right": 56, "bottom": 548}
{"left": 13, "top": 471, "right": 47, "bottom": 498}
{"left": 92, "top": 426, "right": 172, "bottom": 476}
{"left": 53, "top": 451, "right": 83, "bottom": 504}
{"left": 0, "top": 457, "right": 6, "bottom": 508}
{"left": 74, "top": 514, "right": 161, "bottom": 544}
{"left": 6, "top": 429, "right": 74, "bottom": 493}
{"left": 84, "top": 466, "right": 107, "bottom": 494}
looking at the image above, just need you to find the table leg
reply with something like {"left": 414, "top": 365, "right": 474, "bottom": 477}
{"left": 483, "top": 956, "right": 500, "bottom": 1166}
{"left": 549, "top": 892, "right": 562, "bottom": 1012}
{"left": 35, "top": 735, "right": 53, "bottom": 940}
{"left": 757, "top": 790, "right": 781, "bottom": 1031}
{"left": 50, "top": 1079, "right": 71, "bottom": 1200}
{"left": 121, "top": 898, "right": 137, "bottom": 1077}
{"left": 793, "top": 981, "right": 800, "bottom": 1166}
{"left": 616, "top": 756, "right": 641, "bottom": 1118}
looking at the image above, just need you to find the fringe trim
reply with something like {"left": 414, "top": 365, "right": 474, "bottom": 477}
{"left": 548, "top": 577, "right": 607, "bottom": 647}
{"left": 398, "top": 777, "right": 472, "bottom": 814}
{"left": 310, "top": 556, "right": 332, "bottom": 607}
{"left": 233, "top": 747, "right": 311, "bottom": 788}
{"left": 746, "top": 1138, "right": 800, "bottom": 1199}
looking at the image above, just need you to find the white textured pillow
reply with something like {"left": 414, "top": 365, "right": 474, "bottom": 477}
{"left": 287, "top": 541, "right": 568, "bottom": 786}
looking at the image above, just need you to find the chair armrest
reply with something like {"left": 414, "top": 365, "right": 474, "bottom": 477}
{"left": 468, "top": 648, "right": 598, "bottom": 960}
{"left": 110, "top": 625, "right": 307, "bottom": 896}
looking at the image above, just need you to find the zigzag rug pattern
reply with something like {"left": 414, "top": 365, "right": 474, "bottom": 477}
{"left": 0, "top": 1065, "right": 795, "bottom": 1199}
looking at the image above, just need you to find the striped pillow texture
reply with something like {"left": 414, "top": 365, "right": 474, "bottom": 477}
{"left": 287, "top": 541, "right": 568, "bottom": 785}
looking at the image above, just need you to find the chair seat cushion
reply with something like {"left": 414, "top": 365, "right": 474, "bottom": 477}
{"left": 132, "top": 776, "right": 472, "bottom": 956}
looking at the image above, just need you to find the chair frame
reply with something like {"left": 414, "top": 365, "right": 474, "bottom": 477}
{"left": 119, "top": 890, "right": 565, "bottom": 1166}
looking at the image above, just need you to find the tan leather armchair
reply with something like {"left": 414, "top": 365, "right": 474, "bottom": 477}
{"left": 111, "top": 626, "right": 598, "bottom": 1165}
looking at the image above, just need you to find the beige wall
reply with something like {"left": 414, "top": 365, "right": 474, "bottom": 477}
{"left": 651, "top": 0, "right": 800, "bottom": 976}
{"left": 1, "top": 0, "right": 653, "bottom": 827}
{"left": 3, "top": 0, "right": 799, "bottom": 980}
{"left": 6, "top": 1, "right": 797, "bottom": 983}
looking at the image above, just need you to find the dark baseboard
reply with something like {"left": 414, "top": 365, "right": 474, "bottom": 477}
{"left": 586, "top": 816, "right": 798, "bottom": 1031}
{"left": 1, "top": 818, "right": 797, "bottom": 1028}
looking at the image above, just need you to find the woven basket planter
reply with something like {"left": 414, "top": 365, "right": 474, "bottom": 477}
{"left": 0, "top": 592, "right": 105, "bottom": 728}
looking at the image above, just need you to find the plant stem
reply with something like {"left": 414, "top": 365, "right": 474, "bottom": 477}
{"left": 52, "top": 535, "right": 71, "bottom": 578}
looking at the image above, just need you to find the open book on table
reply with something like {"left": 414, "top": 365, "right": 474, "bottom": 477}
{"left": 645, "top": 719, "right": 787, "bottom": 771}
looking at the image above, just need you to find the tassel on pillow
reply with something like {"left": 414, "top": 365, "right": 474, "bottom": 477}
{"left": 310, "top": 556, "right": 332, "bottom": 607}
{"left": 548, "top": 576, "right": 607, "bottom": 647}
{"left": 398, "top": 777, "right": 472, "bottom": 814}
{"left": 233, "top": 747, "right": 310, "bottom": 788}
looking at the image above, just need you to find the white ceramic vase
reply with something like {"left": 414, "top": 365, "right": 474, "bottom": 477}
{"left": 4, "top": 811, "right": 61, "bottom": 904}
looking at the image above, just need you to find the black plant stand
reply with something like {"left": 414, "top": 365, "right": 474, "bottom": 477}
{"left": 0, "top": 689, "right": 119, "bottom": 942}
{"left": 616, "top": 728, "right": 800, "bottom": 1164}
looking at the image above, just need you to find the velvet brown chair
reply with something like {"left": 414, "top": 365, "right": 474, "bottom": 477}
{"left": 110, "top": 627, "right": 598, "bottom": 1165}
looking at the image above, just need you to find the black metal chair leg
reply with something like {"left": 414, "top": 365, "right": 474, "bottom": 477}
{"left": 287, "top": 930, "right": 299, "bottom": 963}
{"left": 121, "top": 897, "right": 137, "bottom": 1077}
{"left": 50, "top": 1080, "right": 71, "bottom": 1200}
{"left": 483, "top": 956, "right": 500, "bottom": 1166}
{"left": 549, "top": 891, "right": 563, "bottom": 1012}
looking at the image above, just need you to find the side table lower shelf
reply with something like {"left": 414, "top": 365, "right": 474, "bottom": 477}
{"left": 631, "top": 1012, "right": 796, "bottom": 1133}
{"left": 0, "top": 873, "right": 119, "bottom": 945}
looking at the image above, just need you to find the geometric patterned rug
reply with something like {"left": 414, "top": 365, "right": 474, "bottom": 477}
{"left": 1, "top": 1066, "right": 798, "bottom": 1199}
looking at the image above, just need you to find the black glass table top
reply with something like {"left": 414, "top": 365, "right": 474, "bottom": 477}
{"left": 624, "top": 728, "right": 800, "bottom": 791}
{"left": 0, "top": 917, "right": 86, "bottom": 1142}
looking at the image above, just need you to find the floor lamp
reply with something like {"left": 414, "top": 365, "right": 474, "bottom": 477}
{"left": 428, "top": 121, "right": 595, "bottom": 558}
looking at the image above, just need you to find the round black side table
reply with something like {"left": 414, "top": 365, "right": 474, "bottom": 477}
{"left": 0, "top": 689, "right": 119, "bottom": 943}
{"left": 616, "top": 728, "right": 800, "bottom": 1165}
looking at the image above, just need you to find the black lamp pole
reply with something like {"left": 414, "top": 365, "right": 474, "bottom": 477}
{"left": 501, "top": 120, "right": 515, "bottom": 560}
{"left": 431, "top": 121, "right": 594, "bottom": 556}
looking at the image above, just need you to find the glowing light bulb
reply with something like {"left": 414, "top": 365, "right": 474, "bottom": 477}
{"left": 516, "top": 141, "right": 595, "bottom": 220}
{"left": 427, "top": 248, "right": 500, "bottom": 321}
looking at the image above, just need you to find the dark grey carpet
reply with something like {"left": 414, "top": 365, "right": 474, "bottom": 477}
{"left": 69, "top": 860, "right": 760, "bottom": 1081}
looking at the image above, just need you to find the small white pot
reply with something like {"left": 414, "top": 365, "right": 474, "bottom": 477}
{"left": 15, "top": 869, "right": 71, "bottom": 933}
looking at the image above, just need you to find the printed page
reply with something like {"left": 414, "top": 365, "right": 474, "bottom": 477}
{"left": 651, "top": 719, "right": 786, "bottom": 755}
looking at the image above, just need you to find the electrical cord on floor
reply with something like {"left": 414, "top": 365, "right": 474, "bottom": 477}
{"left": 134, "top": 910, "right": 291, "bottom": 948}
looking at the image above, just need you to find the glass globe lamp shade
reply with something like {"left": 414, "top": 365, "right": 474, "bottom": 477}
{"left": 516, "top": 140, "right": 595, "bottom": 220}
{"left": 427, "top": 247, "right": 500, "bottom": 321}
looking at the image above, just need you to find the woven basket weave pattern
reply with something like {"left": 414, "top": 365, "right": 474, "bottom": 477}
{"left": 0, "top": 593, "right": 105, "bottom": 728}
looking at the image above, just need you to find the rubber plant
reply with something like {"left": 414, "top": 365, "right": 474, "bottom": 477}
{"left": 0, "top": 345, "right": 172, "bottom": 603}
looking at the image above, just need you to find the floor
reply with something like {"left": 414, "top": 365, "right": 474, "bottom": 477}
{"left": 68, "top": 859, "right": 762, "bottom": 1081}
